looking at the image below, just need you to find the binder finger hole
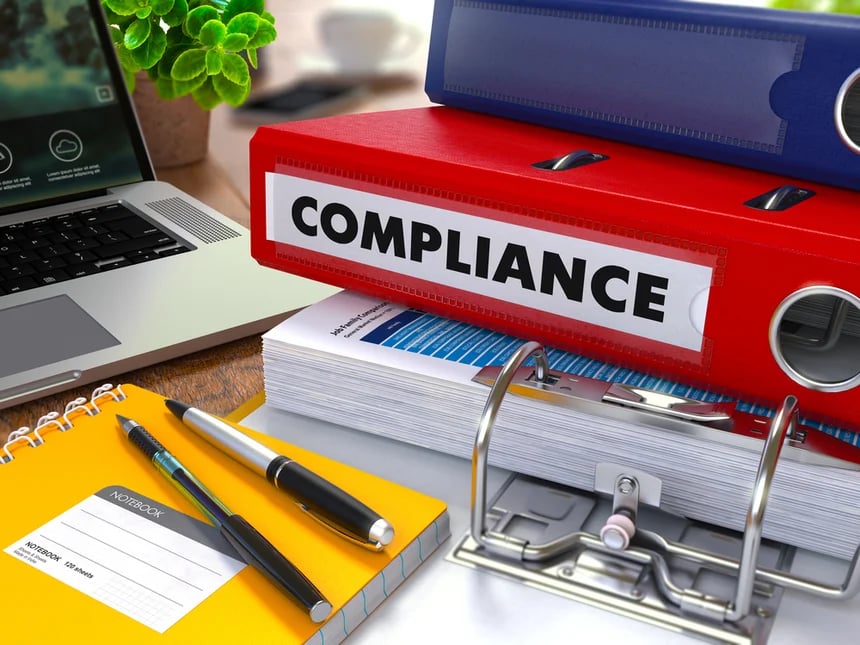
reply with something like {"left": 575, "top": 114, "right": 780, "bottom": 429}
{"left": 770, "top": 286, "right": 860, "bottom": 392}
{"left": 835, "top": 68, "right": 860, "bottom": 153}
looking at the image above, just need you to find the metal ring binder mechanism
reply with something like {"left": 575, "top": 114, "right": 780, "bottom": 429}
{"left": 448, "top": 342, "right": 860, "bottom": 644}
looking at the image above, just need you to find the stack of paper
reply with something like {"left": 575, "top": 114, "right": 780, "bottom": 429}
{"left": 263, "top": 290, "right": 860, "bottom": 560}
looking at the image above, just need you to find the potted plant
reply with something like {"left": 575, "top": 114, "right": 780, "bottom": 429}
{"left": 101, "top": 0, "right": 277, "bottom": 166}
{"left": 768, "top": 1, "right": 860, "bottom": 13}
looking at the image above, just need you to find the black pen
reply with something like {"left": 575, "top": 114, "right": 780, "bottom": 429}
{"left": 116, "top": 414, "right": 332, "bottom": 623}
{"left": 165, "top": 399, "right": 395, "bottom": 550}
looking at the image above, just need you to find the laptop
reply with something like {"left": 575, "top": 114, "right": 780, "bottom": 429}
{"left": 0, "top": 0, "right": 338, "bottom": 410}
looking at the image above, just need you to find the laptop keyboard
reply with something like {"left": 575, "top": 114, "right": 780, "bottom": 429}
{"left": 0, "top": 203, "right": 192, "bottom": 295}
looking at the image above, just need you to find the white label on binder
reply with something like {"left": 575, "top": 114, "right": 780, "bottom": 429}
{"left": 4, "top": 486, "right": 245, "bottom": 633}
{"left": 267, "top": 173, "right": 713, "bottom": 351}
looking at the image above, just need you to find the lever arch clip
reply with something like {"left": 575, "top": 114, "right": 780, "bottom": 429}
{"left": 744, "top": 184, "right": 815, "bottom": 211}
{"left": 532, "top": 149, "right": 609, "bottom": 170}
{"left": 450, "top": 341, "right": 860, "bottom": 643}
{"left": 472, "top": 359, "right": 860, "bottom": 469}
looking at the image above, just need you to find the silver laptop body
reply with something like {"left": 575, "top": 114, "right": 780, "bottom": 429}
{"left": 0, "top": 0, "right": 337, "bottom": 409}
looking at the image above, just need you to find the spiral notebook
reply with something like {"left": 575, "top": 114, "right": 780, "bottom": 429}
{"left": 0, "top": 384, "right": 449, "bottom": 643}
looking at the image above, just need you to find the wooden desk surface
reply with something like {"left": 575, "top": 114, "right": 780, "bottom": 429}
{"left": 2, "top": 0, "right": 434, "bottom": 442}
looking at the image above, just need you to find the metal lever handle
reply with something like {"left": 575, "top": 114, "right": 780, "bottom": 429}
{"left": 471, "top": 341, "right": 548, "bottom": 556}
{"left": 725, "top": 395, "right": 795, "bottom": 620}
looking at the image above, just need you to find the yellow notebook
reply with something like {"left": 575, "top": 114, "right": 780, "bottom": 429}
{"left": 1, "top": 384, "right": 449, "bottom": 644}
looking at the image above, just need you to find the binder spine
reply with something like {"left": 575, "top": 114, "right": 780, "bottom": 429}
{"left": 250, "top": 106, "right": 860, "bottom": 432}
{"left": 1, "top": 384, "right": 127, "bottom": 464}
{"left": 425, "top": 0, "right": 860, "bottom": 190}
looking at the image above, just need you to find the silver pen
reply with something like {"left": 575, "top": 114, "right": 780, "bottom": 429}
{"left": 165, "top": 400, "right": 395, "bottom": 550}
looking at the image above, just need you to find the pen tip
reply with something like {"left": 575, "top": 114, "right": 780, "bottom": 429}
{"left": 116, "top": 414, "right": 135, "bottom": 433}
{"left": 165, "top": 399, "right": 191, "bottom": 420}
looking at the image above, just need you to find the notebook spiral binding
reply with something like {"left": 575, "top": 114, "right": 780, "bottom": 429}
{"left": 2, "top": 384, "right": 127, "bottom": 465}
{"left": 450, "top": 342, "right": 860, "bottom": 644}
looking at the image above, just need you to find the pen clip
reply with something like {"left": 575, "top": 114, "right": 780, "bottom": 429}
{"left": 298, "top": 503, "right": 385, "bottom": 551}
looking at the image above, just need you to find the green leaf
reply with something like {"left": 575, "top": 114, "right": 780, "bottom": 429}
{"left": 192, "top": 78, "right": 222, "bottom": 110}
{"left": 156, "top": 44, "right": 185, "bottom": 78}
{"left": 166, "top": 25, "right": 191, "bottom": 46}
{"left": 135, "top": 6, "right": 152, "bottom": 19}
{"left": 103, "top": 0, "right": 140, "bottom": 17}
{"left": 123, "top": 67, "right": 137, "bottom": 94}
{"left": 108, "top": 25, "right": 124, "bottom": 45}
{"left": 174, "top": 72, "right": 209, "bottom": 96}
{"left": 205, "top": 49, "right": 223, "bottom": 75}
{"left": 213, "top": 71, "right": 250, "bottom": 107}
{"left": 199, "top": 20, "right": 227, "bottom": 47}
{"left": 154, "top": 76, "right": 179, "bottom": 100}
{"left": 223, "top": 0, "right": 265, "bottom": 23}
{"left": 226, "top": 13, "right": 259, "bottom": 37}
{"left": 222, "top": 32, "right": 249, "bottom": 52}
{"left": 248, "top": 19, "right": 275, "bottom": 48}
{"left": 246, "top": 47, "right": 258, "bottom": 69}
{"left": 163, "top": 0, "right": 188, "bottom": 27}
{"left": 123, "top": 18, "right": 152, "bottom": 50}
{"left": 261, "top": 11, "right": 275, "bottom": 24}
{"left": 115, "top": 43, "right": 141, "bottom": 73}
{"left": 151, "top": 0, "right": 175, "bottom": 16}
{"left": 171, "top": 49, "right": 208, "bottom": 80}
{"left": 130, "top": 26, "right": 167, "bottom": 69}
{"left": 186, "top": 6, "right": 220, "bottom": 38}
{"left": 103, "top": 7, "right": 134, "bottom": 26}
{"left": 220, "top": 52, "right": 250, "bottom": 86}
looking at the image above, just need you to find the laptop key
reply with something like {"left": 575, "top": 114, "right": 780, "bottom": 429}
{"left": 6, "top": 251, "right": 39, "bottom": 266}
{"left": 1, "top": 265, "right": 35, "bottom": 280}
{"left": 49, "top": 231, "right": 81, "bottom": 244}
{"left": 34, "top": 269, "right": 71, "bottom": 286}
{"left": 52, "top": 214, "right": 80, "bottom": 230}
{"left": 67, "top": 262, "right": 101, "bottom": 278}
{"left": 107, "top": 216, "right": 161, "bottom": 238}
{"left": 33, "top": 257, "right": 67, "bottom": 271}
{"left": 157, "top": 246, "right": 191, "bottom": 257}
{"left": 65, "top": 237, "right": 99, "bottom": 251}
{"left": 78, "top": 224, "right": 107, "bottom": 237}
{"left": 18, "top": 238, "right": 50, "bottom": 250}
{"left": 127, "top": 250, "right": 160, "bottom": 263}
{"left": 96, "top": 231, "right": 129, "bottom": 245}
{"left": 96, "top": 258, "right": 132, "bottom": 271}
{"left": 93, "top": 233, "right": 176, "bottom": 259}
{"left": 80, "top": 206, "right": 136, "bottom": 224}
{"left": 26, "top": 223, "right": 54, "bottom": 237}
{"left": 3, "top": 276, "right": 38, "bottom": 293}
{"left": 66, "top": 250, "right": 98, "bottom": 264}
{"left": 38, "top": 243, "right": 70, "bottom": 259}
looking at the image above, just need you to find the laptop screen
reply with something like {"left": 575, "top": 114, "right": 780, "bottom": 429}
{"left": 0, "top": 0, "right": 153, "bottom": 216}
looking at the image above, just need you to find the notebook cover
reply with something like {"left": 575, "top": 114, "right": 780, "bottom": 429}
{"left": 0, "top": 384, "right": 449, "bottom": 643}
